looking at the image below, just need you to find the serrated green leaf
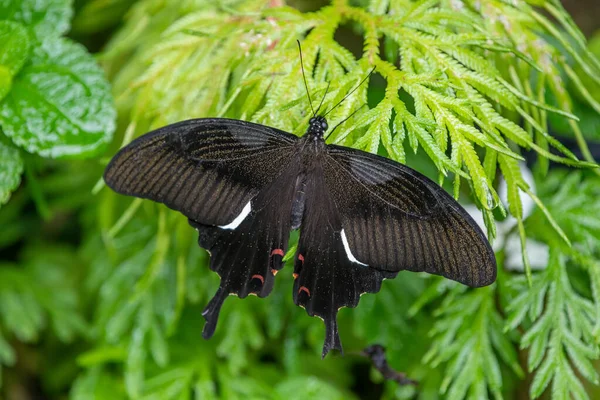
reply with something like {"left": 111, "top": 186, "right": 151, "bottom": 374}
{"left": 77, "top": 346, "right": 127, "bottom": 366}
{"left": 564, "top": 333, "right": 599, "bottom": 384}
{"left": 0, "top": 290, "right": 42, "bottom": 341}
{"left": 0, "top": 0, "right": 72, "bottom": 39}
{"left": 457, "top": 133, "right": 495, "bottom": 209}
{"left": 126, "top": 327, "right": 147, "bottom": 398}
{"left": 498, "top": 154, "right": 523, "bottom": 218}
{"left": 490, "top": 318, "right": 524, "bottom": 377}
{"left": 354, "top": 104, "right": 390, "bottom": 153}
{"left": 482, "top": 348, "right": 502, "bottom": 391}
{"left": 0, "top": 36, "right": 115, "bottom": 158}
{"left": 105, "top": 300, "right": 138, "bottom": 343}
{"left": 530, "top": 354, "right": 555, "bottom": 398}
{"left": 445, "top": 356, "right": 476, "bottom": 399}
{"left": 522, "top": 313, "right": 551, "bottom": 347}
{"left": 528, "top": 330, "right": 549, "bottom": 371}
{"left": 565, "top": 363, "right": 591, "bottom": 400}
{"left": 141, "top": 367, "right": 194, "bottom": 399}
{"left": 0, "top": 139, "right": 23, "bottom": 206}
{"left": 483, "top": 148, "right": 497, "bottom": 182}
{"left": 149, "top": 322, "right": 169, "bottom": 368}
{"left": 530, "top": 282, "right": 549, "bottom": 322}
{"left": 504, "top": 293, "right": 530, "bottom": 331}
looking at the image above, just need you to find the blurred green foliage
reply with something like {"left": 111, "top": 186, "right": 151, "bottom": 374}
{"left": 1, "top": 0, "right": 600, "bottom": 399}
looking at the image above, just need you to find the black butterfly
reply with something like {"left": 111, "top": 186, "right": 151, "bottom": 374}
{"left": 104, "top": 112, "right": 496, "bottom": 357}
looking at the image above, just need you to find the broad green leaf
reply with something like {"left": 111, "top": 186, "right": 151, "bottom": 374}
{"left": 0, "top": 21, "right": 30, "bottom": 102}
{"left": 0, "top": 0, "right": 71, "bottom": 39}
{"left": 0, "top": 36, "right": 115, "bottom": 158}
{"left": 0, "top": 139, "right": 23, "bottom": 206}
{"left": 0, "top": 20, "right": 30, "bottom": 76}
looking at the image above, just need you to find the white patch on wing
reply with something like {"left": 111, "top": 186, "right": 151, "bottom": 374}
{"left": 219, "top": 201, "right": 252, "bottom": 230}
{"left": 341, "top": 229, "right": 368, "bottom": 266}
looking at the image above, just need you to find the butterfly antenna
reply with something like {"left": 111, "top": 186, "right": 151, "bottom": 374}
{"left": 315, "top": 81, "right": 331, "bottom": 116}
{"left": 323, "top": 67, "right": 375, "bottom": 118}
{"left": 297, "top": 40, "right": 316, "bottom": 118}
{"left": 326, "top": 104, "right": 368, "bottom": 139}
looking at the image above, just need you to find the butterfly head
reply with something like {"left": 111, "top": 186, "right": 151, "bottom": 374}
{"left": 308, "top": 116, "right": 328, "bottom": 139}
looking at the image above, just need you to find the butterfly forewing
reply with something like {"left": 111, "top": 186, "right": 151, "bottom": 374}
{"left": 323, "top": 145, "right": 496, "bottom": 287}
{"left": 104, "top": 118, "right": 297, "bottom": 225}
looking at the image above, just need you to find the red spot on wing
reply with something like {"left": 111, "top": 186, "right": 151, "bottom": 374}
{"left": 293, "top": 273, "right": 298, "bottom": 279}
{"left": 271, "top": 249, "right": 284, "bottom": 257}
{"left": 298, "top": 286, "right": 310, "bottom": 296}
{"left": 271, "top": 269, "right": 278, "bottom": 276}
{"left": 298, "top": 254, "right": 304, "bottom": 264}
{"left": 251, "top": 274, "right": 265, "bottom": 284}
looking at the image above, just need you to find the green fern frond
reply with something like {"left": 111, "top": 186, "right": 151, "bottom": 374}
{"left": 500, "top": 170, "right": 600, "bottom": 399}
{"left": 0, "top": 247, "right": 88, "bottom": 386}
{"left": 412, "top": 281, "right": 523, "bottom": 399}
{"left": 505, "top": 250, "right": 600, "bottom": 399}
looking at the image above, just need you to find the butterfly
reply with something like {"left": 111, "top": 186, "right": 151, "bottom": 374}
{"left": 104, "top": 110, "right": 496, "bottom": 357}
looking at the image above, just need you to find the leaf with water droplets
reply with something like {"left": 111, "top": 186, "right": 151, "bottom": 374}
{"left": 0, "top": 36, "right": 116, "bottom": 158}
{"left": 0, "top": 139, "right": 23, "bottom": 206}
{"left": 0, "top": 0, "right": 71, "bottom": 39}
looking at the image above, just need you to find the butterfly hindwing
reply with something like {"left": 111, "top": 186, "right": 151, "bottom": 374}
{"left": 189, "top": 160, "right": 301, "bottom": 338}
{"left": 323, "top": 145, "right": 496, "bottom": 287}
{"left": 293, "top": 162, "right": 396, "bottom": 357}
{"left": 104, "top": 118, "right": 298, "bottom": 225}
